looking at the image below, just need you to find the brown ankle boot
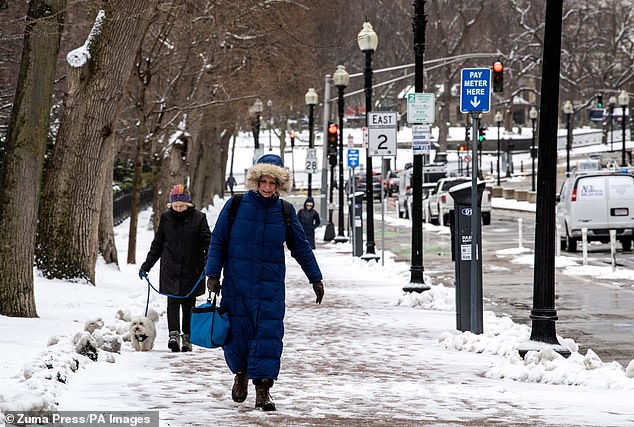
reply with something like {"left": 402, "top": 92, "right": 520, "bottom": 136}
{"left": 254, "top": 378, "right": 276, "bottom": 411}
{"left": 231, "top": 372, "right": 248, "bottom": 403}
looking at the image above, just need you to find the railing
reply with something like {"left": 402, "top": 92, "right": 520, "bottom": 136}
{"left": 113, "top": 187, "right": 153, "bottom": 226}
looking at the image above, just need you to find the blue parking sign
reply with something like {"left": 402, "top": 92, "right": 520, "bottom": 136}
{"left": 460, "top": 68, "right": 491, "bottom": 113}
{"left": 347, "top": 149, "right": 360, "bottom": 168}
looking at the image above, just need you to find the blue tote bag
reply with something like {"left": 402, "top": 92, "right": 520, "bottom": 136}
{"left": 190, "top": 293, "right": 230, "bottom": 349}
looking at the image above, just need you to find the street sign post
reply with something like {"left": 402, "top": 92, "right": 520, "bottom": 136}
{"left": 305, "top": 148, "right": 318, "bottom": 174}
{"left": 460, "top": 68, "right": 491, "bottom": 113}
{"left": 412, "top": 125, "right": 431, "bottom": 155}
{"left": 407, "top": 93, "right": 435, "bottom": 124}
{"left": 347, "top": 149, "right": 360, "bottom": 168}
{"left": 368, "top": 112, "right": 397, "bottom": 157}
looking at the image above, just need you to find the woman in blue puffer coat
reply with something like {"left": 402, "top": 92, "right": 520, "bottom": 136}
{"left": 205, "top": 154, "right": 324, "bottom": 412}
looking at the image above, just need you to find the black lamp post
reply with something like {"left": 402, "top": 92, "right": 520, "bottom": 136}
{"left": 267, "top": 100, "right": 273, "bottom": 152}
{"left": 494, "top": 111, "right": 502, "bottom": 186}
{"left": 529, "top": 106, "right": 538, "bottom": 192}
{"left": 563, "top": 100, "right": 573, "bottom": 175}
{"left": 358, "top": 21, "right": 379, "bottom": 261}
{"left": 609, "top": 95, "right": 616, "bottom": 152}
{"left": 305, "top": 88, "right": 318, "bottom": 198}
{"left": 619, "top": 90, "right": 629, "bottom": 166}
{"left": 252, "top": 99, "right": 264, "bottom": 158}
{"left": 333, "top": 65, "right": 350, "bottom": 243}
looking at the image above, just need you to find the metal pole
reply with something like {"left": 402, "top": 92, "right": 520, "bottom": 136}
{"left": 622, "top": 105, "right": 627, "bottom": 166}
{"left": 335, "top": 85, "right": 348, "bottom": 242}
{"left": 566, "top": 113, "right": 571, "bottom": 174}
{"left": 496, "top": 122, "right": 500, "bottom": 186}
{"left": 308, "top": 103, "right": 314, "bottom": 197}
{"left": 610, "top": 103, "right": 614, "bottom": 152}
{"left": 470, "top": 113, "right": 482, "bottom": 333}
{"left": 320, "top": 75, "right": 331, "bottom": 221}
{"left": 531, "top": 118, "right": 536, "bottom": 191}
{"left": 520, "top": 0, "right": 569, "bottom": 358}
{"left": 362, "top": 49, "right": 379, "bottom": 261}
{"left": 406, "top": 0, "right": 428, "bottom": 289}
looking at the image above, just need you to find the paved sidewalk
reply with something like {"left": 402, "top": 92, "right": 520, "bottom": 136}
{"left": 56, "top": 245, "right": 632, "bottom": 426}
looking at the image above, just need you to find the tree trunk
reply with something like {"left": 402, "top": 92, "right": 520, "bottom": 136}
{"left": 36, "top": 0, "right": 158, "bottom": 284}
{"left": 127, "top": 132, "right": 145, "bottom": 264}
{"left": 98, "top": 137, "right": 118, "bottom": 265}
{"left": 0, "top": 0, "right": 66, "bottom": 317}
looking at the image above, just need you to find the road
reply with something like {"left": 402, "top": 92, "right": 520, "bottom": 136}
{"left": 375, "top": 203, "right": 634, "bottom": 367}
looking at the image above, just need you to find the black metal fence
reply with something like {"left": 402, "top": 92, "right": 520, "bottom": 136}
{"left": 113, "top": 187, "right": 153, "bottom": 226}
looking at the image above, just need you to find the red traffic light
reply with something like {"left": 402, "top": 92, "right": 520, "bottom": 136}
{"left": 290, "top": 131, "right": 295, "bottom": 138}
{"left": 328, "top": 123, "right": 338, "bottom": 135}
{"left": 459, "top": 145, "right": 467, "bottom": 151}
{"left": 493, "top": 61, "right": 504, "bottom": 73}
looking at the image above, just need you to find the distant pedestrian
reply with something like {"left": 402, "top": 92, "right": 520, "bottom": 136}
{"left": 206, "top": 154, "right": 324, "bottom": 411}
{"left": 139, "top": 184, "right": 211, "bottom": 352}
{"left": 225, "top": 174, "right": 237, "bottom": 195}
{"left": 297, "top": 196, "right": 320, "bottom": 249}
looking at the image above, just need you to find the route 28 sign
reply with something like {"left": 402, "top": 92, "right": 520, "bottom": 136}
{"left": 368, "top": 111, "right": 397, "bottom": 157}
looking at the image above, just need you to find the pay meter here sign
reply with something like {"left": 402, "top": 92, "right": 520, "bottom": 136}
{"left": 460, "top": 68, "right": 491, "bottom": 113}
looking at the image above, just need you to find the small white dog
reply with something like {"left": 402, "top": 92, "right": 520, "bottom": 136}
{"left": 129, "top": 315, "right": 157, "bottom": 352}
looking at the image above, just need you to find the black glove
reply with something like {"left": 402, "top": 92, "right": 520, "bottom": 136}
{"left": 138, "top": 269, "right": 148, "bottom": 280}
{"left": 207, "top": 277, "right": 221, "bottom": 294}
{"left": 312, "top": 281, "right": 324, "bottom": 304}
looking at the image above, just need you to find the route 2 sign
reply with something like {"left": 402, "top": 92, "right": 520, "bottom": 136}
{"left": 368, "top": 111, "right": 397, "bottom": 157}
{"left": 460, "top": 68, "right": 491, "bottom": 113}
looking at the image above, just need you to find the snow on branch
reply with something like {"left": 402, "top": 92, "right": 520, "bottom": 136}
{"left": 66, "top": 10, "right": 106, "bottom": 68}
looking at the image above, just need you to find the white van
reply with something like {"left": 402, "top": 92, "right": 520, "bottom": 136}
{"left": 556, "top": 172, "right": 634, "bottom": 251}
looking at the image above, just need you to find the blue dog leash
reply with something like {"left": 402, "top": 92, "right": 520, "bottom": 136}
{"left": 139, "top": 271, "right": 206, "bottom": 317}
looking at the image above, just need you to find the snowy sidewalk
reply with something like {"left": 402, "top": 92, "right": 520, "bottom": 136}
{"left": 53, "top": 245, "right": 634, "bottom": 426}
{"left": 2, "top": 203, "right": 634, "bottom": 427}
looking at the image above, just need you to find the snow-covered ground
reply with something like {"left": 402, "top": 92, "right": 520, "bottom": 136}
{"left": 1, "top": 196, "right": 634, "bottom": 426}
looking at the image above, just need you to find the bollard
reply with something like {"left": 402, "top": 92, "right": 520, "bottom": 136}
{"left": 610, "top": 229, "right": 616, "bottom": 272}
{"left": 518, "top": 218, "right": 523, "bottom": 249}
{"left": 582, "top": 227, "right": 588, "bottom": 266}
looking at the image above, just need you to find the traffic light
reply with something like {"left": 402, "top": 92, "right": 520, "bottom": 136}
{"left": 465, "top": 127, "right": 471, "bottom": 141}
{"left": 597, "top": 94, "right": 603, "bottom": 108}
{"left": 327, "top": 122, "right": 338, "bottom": 166}
{"left": 493, "top": 61, "right": 504, "bottom": 93}
{"left": 478, "top": 127, "right": 487, "bottom": 143}
{"left": 289, "top": 131, "right": 295, "bottom": 148}
{"left": 459, "top": 144, "right": 467, "bottom": 152}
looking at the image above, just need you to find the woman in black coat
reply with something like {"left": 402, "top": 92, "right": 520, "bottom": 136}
{"left": 297, "top": 196, "right": 320, "bottom": 249}
{"left": 140, "top": 184, "right": 211, "bottom": 352}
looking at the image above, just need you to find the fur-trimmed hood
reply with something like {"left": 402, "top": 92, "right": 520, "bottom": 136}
{"left": 246, "top": 162, "right": 292, "bottom": 194}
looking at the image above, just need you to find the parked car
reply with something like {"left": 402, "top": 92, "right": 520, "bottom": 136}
{"left": 556, "top": 172, "right": 634, "bottom": 252}
{"left": 397, "top": 167, "right": 444, "bottom": 219}
{"left": 349, "top": 171, "right": 383, "bottom": 200}
{"left": 427, "top": 177, "right": 492, "bottom": 226}
{"left": 383, "top": 170, "right": 400, "bottom": 197}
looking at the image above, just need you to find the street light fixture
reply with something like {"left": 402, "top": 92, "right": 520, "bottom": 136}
{"left": 609, "top": 95, "right": 617, "bottom": 152}
{"left": 618, "top": 90, "right": 629, "bottom": 166}
{"left": 333, "top": 65, "right": 350, "bottom": 243}
{"left": 358, "top": 21, "right": 380, "bottom": 261}
{"left": 562, "top": 100, "right": 573, "bottom": 175}
{"left": 529, "top": 106, "right": 538, "bottom": 192}
{"left": 252, "top": 99, "right": 264, "bottom": 160}
{"left": 494, "top": 111, "right": 503, "bottom": 186}
{"left": 305, "top": 88, "right": 318, "bottom": 197}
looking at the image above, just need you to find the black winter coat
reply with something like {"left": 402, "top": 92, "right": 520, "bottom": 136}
{"left": 141, "top": 207, "right": 211, "bottom": 297}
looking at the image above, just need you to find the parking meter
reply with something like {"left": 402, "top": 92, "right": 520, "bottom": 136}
{"left": 348, "top": 192, "right": 364, "bottom": 257}
{"left": 449, "top": 181, "right": 485, "bottom": 334}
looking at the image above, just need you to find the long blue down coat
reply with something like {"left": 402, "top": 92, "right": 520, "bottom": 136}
{"left": 205, "top": 191, "right": 322, "bottom": 380}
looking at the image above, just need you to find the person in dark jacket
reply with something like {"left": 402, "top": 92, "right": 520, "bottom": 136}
{"left": 139, "top": 184, "right": 211, "bottom": 352}
{"left": 205, "top": 154, "right": 324, "bottom": 412}
{"left": 297, "top": 196, "right": 320, "bottom": 249}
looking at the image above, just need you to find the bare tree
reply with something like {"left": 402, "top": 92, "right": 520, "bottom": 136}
{"left": 0, "top": 0, "right": 66, "bottom": 317}
{"left": 36, "top": 0, "right": 159, "bottom": 284}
